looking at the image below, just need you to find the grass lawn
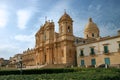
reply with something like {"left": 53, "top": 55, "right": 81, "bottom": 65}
{"left": 0, "top": 68, "right": 120, "bottom": 80}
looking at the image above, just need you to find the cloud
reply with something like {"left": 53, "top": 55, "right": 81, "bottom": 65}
{"left": 17, "top": 9, "right": 32, "bottom": 29}
{"left": 14, "top": 34, "right": 34, "bottom": 42}
{"left": 14, "top": 34, "right": 35, "bottom": 50}
{"left": 0, "top": 44, "right": 18, "bottom": 50}
{"left": 0, "top": 44, "right": 21, "bottom": 59}
{"left": 0, "top": 33, "right": 35, "bottom": 59}
{"left": 88, "top": 4, "right": 93, "bottom": 10}
{"left": 96, "top": 5, "right": 101, "bottom": 11}
{"left": 0, "top": 4, "right": 9, "bottom": 28}
{"left": 88, "top": 4, "right": 101, "bottom": 11}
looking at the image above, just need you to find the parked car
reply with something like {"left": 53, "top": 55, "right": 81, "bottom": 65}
{"left": 98, "top": 64, "right": 109, "bottom": 68}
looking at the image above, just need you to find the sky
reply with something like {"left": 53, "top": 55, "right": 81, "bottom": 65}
{"left": 0, "top": 0, "right": 120, "bottom": 59}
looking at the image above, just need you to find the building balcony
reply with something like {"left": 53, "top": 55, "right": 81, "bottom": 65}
{"left": 103, "top": 50, "right": 110, "bottom": 55}
{"left": 90, "top": 52, "right": 96, "bottom": 56}
{"left": 79, "top": 53, "right": 84, "bottom": 57}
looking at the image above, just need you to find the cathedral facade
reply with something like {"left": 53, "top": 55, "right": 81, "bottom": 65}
{"left": 35, "top": 12, "right": 76, "bottom": 66}
{"left": 22, "top": 12, "right": 76, "bottom": 68}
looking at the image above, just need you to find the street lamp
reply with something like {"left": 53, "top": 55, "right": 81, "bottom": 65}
{"left": 18, "top": 57, "right": 22, "bottom": 75}
{"left": 0, "top": 63, "right": 1, "bottom": 70}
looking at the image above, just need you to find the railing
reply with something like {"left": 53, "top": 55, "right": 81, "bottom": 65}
{"left": 80, "top": 54, "right": 84, "bottom": 57}
{"left": 90, "top": 52, "right": 96, "bottom": 56}
{"left": 103, "top": 50, "right": 110, "bottom": 55}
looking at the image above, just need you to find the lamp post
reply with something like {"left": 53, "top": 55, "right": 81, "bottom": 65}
{"left": 18, "top": 57, "right": 22, "bottom": 75}
{"left": 0, "top": 63, "right": 1, "bottom": 70}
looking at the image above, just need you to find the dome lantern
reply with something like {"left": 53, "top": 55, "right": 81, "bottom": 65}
{"left": 58, "top": 12, "right": 73, "bottom": 23}
{"left": 84, "top": 18, "right": 100, "bottom": 39}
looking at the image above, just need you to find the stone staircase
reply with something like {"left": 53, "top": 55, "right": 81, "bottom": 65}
{"left": 23, "top": 64, "right": 47, "bottom": 69}
{"left": 23, "top": 64, "right": 72, "bottom": 69}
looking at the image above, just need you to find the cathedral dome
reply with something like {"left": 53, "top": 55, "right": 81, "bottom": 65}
{"left": 84, "top": 18, "right": 100, "bottom": 39}
{"left": 58, "top": 12, "right": 73, "bottom": 23}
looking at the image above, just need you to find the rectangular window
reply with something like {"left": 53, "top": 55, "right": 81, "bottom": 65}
{"left": 104, "top": 58, "right": 110, "bottom": 65}
{"left": 91, "top": 59, "right": 96, "bottom": 66}
{"left": 104, "top": 46, "right": 109, "bottom": 53}
{"left": 81, "top": 60, "right": 85, "bottom": 66}
{"left": 80, "top": 50, "right": 84, "bottom": 56}
{"left": 90, "top": 48, "right": 95, "bottom": 55}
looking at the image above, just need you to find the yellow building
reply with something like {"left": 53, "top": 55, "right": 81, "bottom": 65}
{"left": 22, "top": 12, "right": 76, "bottom": 68}
{"left": 76, "top": 18, "right": 120, "bottom": 68}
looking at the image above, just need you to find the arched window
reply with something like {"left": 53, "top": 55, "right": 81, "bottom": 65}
{"left": 68, "top": 26, "right": 70, "bottom": 32}
{"left": 86, "top": 35, "right": 88, "bottom": 38}
{"left": 92, "top": 33, "right": 94, "bottom": 37}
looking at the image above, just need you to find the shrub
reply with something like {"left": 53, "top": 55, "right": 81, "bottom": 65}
{"left": 0, "top": 68, "right": 120, "bottom": 80}
{"left": 0, "top": 68, "right": 75, "bottom": 75}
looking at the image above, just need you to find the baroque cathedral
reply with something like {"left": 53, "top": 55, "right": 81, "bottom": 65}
{"left": 35, "top": 12, "right": 76, "bottom": 66}
{"left": 22, "top": 12, "right": 76, "bottom": 68}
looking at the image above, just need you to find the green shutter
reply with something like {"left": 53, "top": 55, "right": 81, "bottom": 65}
{"left": 80, "top": 50, "right": 84, "bottom": 56}
{"left": 119, "top": 43, "right": 120, "bottom": 49}
{"left": 104, "top": 46, "right": 108, "bottom": 53}
{"left": 81, "top": 60, "right": 85, "bottom": 66}
{"left": 91, "top": 48, "right": 95, "bottom": 55}
{"left": 104, "top": 58, "right": 110, "bottom": 65}
{"left": 91, "top": 59, "right": 96, "bottom": 65}
{"left": 81, "top": 50, "right": 83, "bottom": 54}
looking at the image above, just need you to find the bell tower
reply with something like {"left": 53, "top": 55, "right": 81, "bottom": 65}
{"left": 58, "top": 11, "right": 75, "bottom": 66}
{"left": 58, "top": 11, "right": 73, "bottom": 36}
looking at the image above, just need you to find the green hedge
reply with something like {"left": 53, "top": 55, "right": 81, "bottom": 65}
{"left": 0, "top": 68, "right": 120, "bottom": 80}
{"left": 0, "top": 68, "right": 120, "bottom": 75}
{"left": 0, "top": 68, "right": 75, "bottom": 75}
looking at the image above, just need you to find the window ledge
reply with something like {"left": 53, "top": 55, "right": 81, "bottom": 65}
{"left": 80, "top": 65, "right": 85, "bottom": 67}
{"left": 90, "top": 53, "right": 96, "bottom": 56}
{"left": 103, "top": 52, "right": 110, "bottom": 55}
{"left": 80, "top": 55, "right": 84, "bottom": 57}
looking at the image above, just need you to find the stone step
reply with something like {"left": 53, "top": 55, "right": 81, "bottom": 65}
{"left": 42, "top": 64, "right": 66, "bottom": 68}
